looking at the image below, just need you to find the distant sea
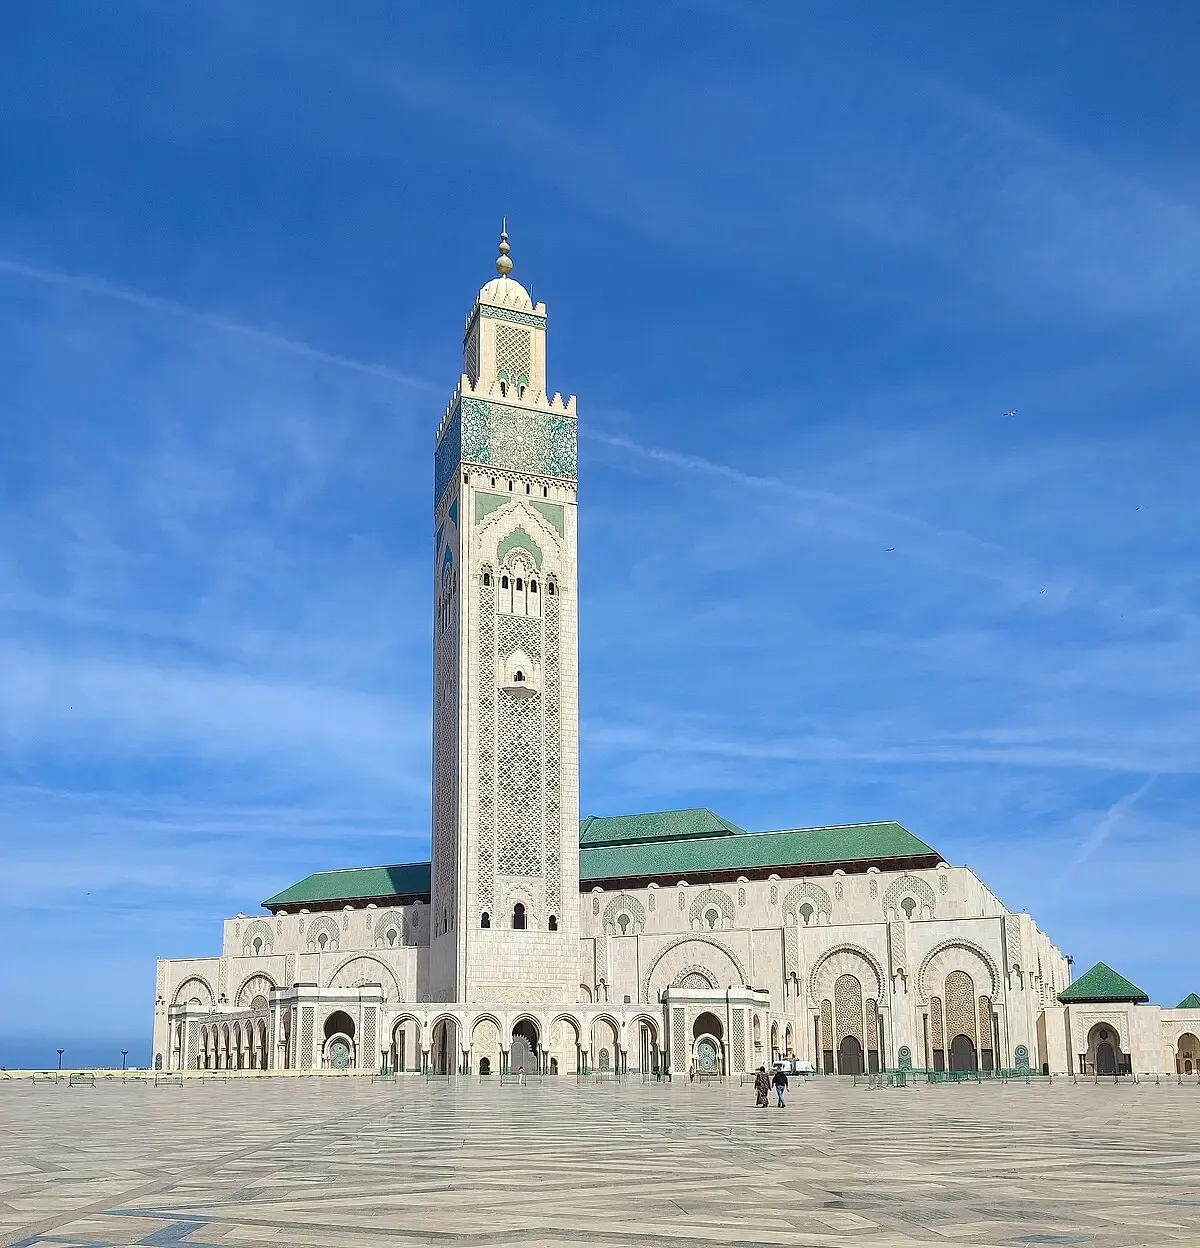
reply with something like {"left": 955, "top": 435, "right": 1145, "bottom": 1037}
{"left": 0, "top": 1037, "right": 151, "bottom": 1071}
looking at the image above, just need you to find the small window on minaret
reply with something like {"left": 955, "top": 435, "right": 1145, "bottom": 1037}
{"left": 542, "top": 486, "right": 548, "bottom": 497}
{"left": 530, "top": 581, "right": 537, "bottom": 594}
{"left": 482, "top": 572, "right": 491, "bottom": 586}
{"left": 525, "top": 482, "right": 531, "bottom": 494}
{"left": 501, "top": 576, "right": 509, "bottom": 589}
{"left": 513, "top": 671, "right": 524, "bottom": 683}
{"left": 548, "top": 915, "right": 558, "bottom": 931}
{"left": 515, "top": 577, "right": 523, "bottom": 591}
{"left": 481, "top": 913, "right": 490, "bottom": 929}
{"left": 547, "top": 583, "right": 556, "bottom": 596}
{"left": 513, "top": 903, "right": 527, "bottom": 930}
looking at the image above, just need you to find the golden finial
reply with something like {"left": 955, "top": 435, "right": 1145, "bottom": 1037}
{"left": 496, "top": 218, "right": 513, "bottom": 276}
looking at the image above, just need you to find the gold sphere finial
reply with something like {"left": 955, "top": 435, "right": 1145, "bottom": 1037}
{"left": 496, "top": 218, "right": 513, "bottom": 276}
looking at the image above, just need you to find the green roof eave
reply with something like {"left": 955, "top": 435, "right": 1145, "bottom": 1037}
{"left": 578, "top": 807, "right": 744, "bottom": 848}
{"left": 579, "top": 821, "right": 938, "bottom": 884}
{"left": 1176, "top": 993, "right": 1200, "bottom": 1009}
{"left": 1058, "top": 962, "right": 1149, "bottom": 1005}
{"left": 262, "top": 861, "right": 432, "bottom": 910}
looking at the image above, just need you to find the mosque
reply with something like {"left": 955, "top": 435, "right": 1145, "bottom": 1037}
{"left": 153, "top": 234, "right": 1200, "bottom": 1080}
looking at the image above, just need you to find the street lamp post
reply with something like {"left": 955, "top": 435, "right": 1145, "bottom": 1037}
{"left": 56, "top": 1048, "right": 64, "bottom": 1071}
{"left": 121, "top": 1049, "right": 129, "bottom": 1071}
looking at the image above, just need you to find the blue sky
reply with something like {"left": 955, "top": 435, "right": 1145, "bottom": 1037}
{"left": 1, "top": 2, "right": 1197, "bottom": 1066}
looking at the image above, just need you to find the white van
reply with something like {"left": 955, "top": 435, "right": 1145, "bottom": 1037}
{"left": 774, "top": 1059, "right": 817, "bottom": 1077}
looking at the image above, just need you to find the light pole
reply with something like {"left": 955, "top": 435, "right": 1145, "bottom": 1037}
{"left": 121, "top": 1049, "right": 129, "bottom": 1072}
{"left": 56, "top": 1048, "right": 64, "bottom": 1071}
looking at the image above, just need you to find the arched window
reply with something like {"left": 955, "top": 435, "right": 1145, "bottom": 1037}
{"left": 317, "top": 932, "right": 328, "bottom": 950}
{"left": 499, "top": 380, "right": 508, "bottom": 397}
{"left": 548, "top": 914, "right": 558, "bottom": 931}
{"left": 481, "top": 912, "right": 491, "bottom": 929}
{"left": 799, "top": 902, "right": 814, "bottom": 926}
{"left": 547, "top": 582, "right": 556, "bottom": 596}
{"left": 525, "top": 482, "right": 531, "bottom": 494}
{"left": 513, "top": 670, "right": 525, "bottom": 683}
{"left": 501, "top": 576, "right": 509, "bottom": 589}
{"left": 530, "top": 580, "right": 538, "bottom": 595}
{"left": 490, "top": 477, "right": 496, "bottom": 487}
{"left": 705, "top": 908, "right": 719, "bottom": 930}
{"left": 617, "top": 914, "right": 630, "bottom": 935}
{"left": 482, "top": 571, "right": 491, "bottom": 587}
{"left": 252, "top": 937, "right": 263, "bottom": 954}
{"left": 386, "top": 928, "right": 398, "bottom": 947}
{"left": 542, "top": 486, "right": 548, "bottom": 497}
{"left": 515, "top": 578, "right": 523, "bottom": 591}
{"left": 513, "top": 902, "right": 527, "bottom": 930}
{"left": 901, "top": 897, "right": 916, "bottom": 919}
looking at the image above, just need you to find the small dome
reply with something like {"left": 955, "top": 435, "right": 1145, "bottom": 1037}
{"left": 478, "top": 275, "right": 533, "bottom": 309}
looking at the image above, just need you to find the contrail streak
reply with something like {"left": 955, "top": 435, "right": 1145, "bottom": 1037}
{"left": 0, "top": 257, "right": 436, "bottom": 390}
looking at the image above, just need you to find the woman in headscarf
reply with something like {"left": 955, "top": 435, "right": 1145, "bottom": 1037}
{"left": 753, "top": 1065, "right": 770, "bottom": 1108}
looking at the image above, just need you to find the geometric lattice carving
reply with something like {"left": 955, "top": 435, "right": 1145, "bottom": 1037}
{"left": 544, "top": 587, "right": 562, "bottom": 912}
{"left": 889, "top": 920, "right": 908, "bottom": 976}
{"left": 640, "top": 935, "right": 750, "bottom": 1003}
{"left": 603, "top": 893, "right": 647, "bottom": 935}
{"left": 477, "top": 568, "right": 497, "bottom": 911}
{"left": 834, "top": 974, "right": 864, "bottom": 1044}
{"left": 305, "top": 914, "right": 340, "bottom": 953}
{"left": 496, "top": 689, "right": 542, "bottom": 875}
{"left": 363, "top": 1006, "right": 377, "bottom": 1070}
{"left": 495, "top": 323, "right": 531, "bottom": 386}
{"left": 1004, "top": 913, "right": 1023, "bottom": 971}
{"left": 784, "top": 924, "right": 800, "bottom": 980}
{"left": 432, "top": 552, "right": 459, "bottom": 931}
{"left": 172, "top": 976, "right": 215, "bottom": 1007}
{"left": 882, "top": 873, "right": 936, "bottom": 920}
{"left": 979, "top": 996, "right": 993, "bottom": 1053}
{"left": 373, "top": 909, "right": 406, "bottom": 948}
{"left": 731, "top": 1011, "right": 746, "bottom": 1072}
{"left": 241, "top": 918, "right": 274, "bottom": 955}
{"left": 820, "top": 999, "right": 833, "bottom": 1052}
{"left": 809, "top": 944, "right": 885, "bottom": 1002}
{"left": 235, "top": 974, "right": 276, "bottom": 1008}
{"left": 689, "top": 888, "right": 734, "bottom": 930}
{"left": 918, "top": 939, "right": 1000, "bottom": 1001}
{"left": 672, "top": 966, "right": 718, "bottom": 990}
{"left": 866, "top": 998, "right": 879, "bottom": 1054}
{"left": 930, "top": 996, "right": 944, "bottom": 1050}
{"left": 672, "top": 1008, "right": 686, "bottom": 1068}
{"left": 782, "top": 881, "right": 832, "bottom": 926}
{"left": 301, "top": 1007, "right": 314, "bottom": 1068}
{"left": 945, "top": 970, "right": 976, "bottom": 1042}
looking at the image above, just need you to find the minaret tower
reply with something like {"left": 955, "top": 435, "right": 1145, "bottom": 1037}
{"left": 429, "top": 227, "right": 580, "bottom": 1004}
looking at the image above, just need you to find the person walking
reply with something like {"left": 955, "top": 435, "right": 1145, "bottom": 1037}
{"left": 753, "top": 1066, "right": 770, "bottom": 1108}
{"left": 772, "top": 1065, "right": 789, "bottom": 1108}
{"left": 517, "top": 1064, "right": 526, "bottom": 1087}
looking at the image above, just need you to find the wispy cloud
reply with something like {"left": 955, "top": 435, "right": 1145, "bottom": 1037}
{"left": 0, "top": 258, "right": 437, "bottom": 389}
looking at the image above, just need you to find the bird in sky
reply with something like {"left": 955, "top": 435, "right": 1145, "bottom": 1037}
{"left": 1004, "top": 410, "right": 1017, "bottom": 418}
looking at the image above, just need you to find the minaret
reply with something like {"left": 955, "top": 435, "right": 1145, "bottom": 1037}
{"left": 429, "top": 228, "right": 580, "bottom": 1004}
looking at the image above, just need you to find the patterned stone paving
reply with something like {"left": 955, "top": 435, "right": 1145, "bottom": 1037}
{"left": 2, "top": 1076, "right": 1199, "bottom": 1247}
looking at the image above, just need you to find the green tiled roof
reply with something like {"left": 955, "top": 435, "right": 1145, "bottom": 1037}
{"left": 578, "top": 808, "right": 743, "bottom": 848}
{"left": 1058, "top": 962, "right": 1149, "bottom": 1005}
{"left": 1177, "top": 993, "right": 1200, "bottom": 1009}
{"left": 261, "top": 818, "right": 939, "bottom": 910}
{"left": 263, "top": 862, "right": 431, "bottom": 909}
{"left": 579, "top": 821, "right": 937, "bottom": 884}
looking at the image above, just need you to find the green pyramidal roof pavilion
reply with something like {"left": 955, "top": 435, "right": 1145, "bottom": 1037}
{"left": 1177, "top": 993, "right": 1200, "bottom": 1009}
{"left": 261, "top": 810, "right": 940, "bottom": 912}
{"left": 1058, "top": 962, "right": 1149, "bottom": 1005}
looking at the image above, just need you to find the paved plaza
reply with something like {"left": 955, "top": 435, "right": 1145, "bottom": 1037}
{"left": 2, "top": 1076, "right": 1199, "bottom": 1248}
